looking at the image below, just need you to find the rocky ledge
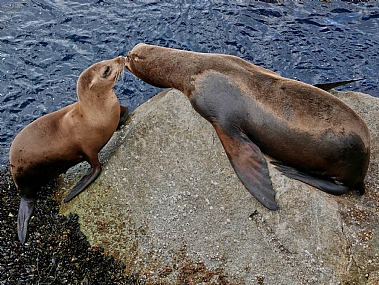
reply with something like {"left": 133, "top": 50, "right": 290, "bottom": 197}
{"left": 58, "top": 88, "right": 379, "bottom": 285}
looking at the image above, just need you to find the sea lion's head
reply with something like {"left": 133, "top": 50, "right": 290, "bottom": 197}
{"left": 124, "top": 43, "right": 149, "bottom": 74}
{"left": 125, "top": 43, "right": 172, "bottom": 88}
{"left": 77, "top": 56, "right": 125, "bottom": 95}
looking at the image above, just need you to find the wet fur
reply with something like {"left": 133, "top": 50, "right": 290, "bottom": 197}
{"left": 10, "top": 57, "right": 128, "bottom": 244}
{"left": 125, "top": 43, "right": 370, "bottom": 210}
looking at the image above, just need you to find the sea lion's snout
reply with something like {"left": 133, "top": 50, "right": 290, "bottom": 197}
{"left": 124, "top": 54, "right": 131, "bottom": 71}
{"left": 116, "top": 55, "right": 126, "bottom": 66}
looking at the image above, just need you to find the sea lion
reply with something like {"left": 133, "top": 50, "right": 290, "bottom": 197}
{"left": 124, "top": 43, "right": 370, "bottom": 210}
{"left": 10, "top": 56, "right": 128, "bottom": 244}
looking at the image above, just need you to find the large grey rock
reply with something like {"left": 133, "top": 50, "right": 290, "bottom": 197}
{"left": 57, "top": 89, "right": 379, "bottom": 285}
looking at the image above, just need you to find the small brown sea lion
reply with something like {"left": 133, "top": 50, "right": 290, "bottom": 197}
{"left": 124, "top": 43, "right": 370, "bottom": 210}
{"left": 10, "top": 56, "right": 128, "bottom": 244}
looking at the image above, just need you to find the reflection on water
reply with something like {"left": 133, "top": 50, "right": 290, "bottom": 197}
{"left": 1, "top": 0, "right": 379, "bottom": 169}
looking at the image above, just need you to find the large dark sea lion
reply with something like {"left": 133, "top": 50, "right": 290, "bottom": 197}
{"left": 125, "top": 43, "right": 370, "bottom": 210}
{"left": 10, "top": 56, "right": 128, "bottom": 244}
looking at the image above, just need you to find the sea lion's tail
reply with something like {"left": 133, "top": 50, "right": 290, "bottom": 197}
{"left": 314, "top": 78, "right": 365, "bottom": 91}
{"left": 17, "top": 197, "right": 36, "bottom": 244}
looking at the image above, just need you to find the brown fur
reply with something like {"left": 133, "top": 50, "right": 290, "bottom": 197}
{"left": 125, "top": 43, "right": 370, "bottom": 209}
{"left": 10, "top": 56, "right": 128, "bottom": 243}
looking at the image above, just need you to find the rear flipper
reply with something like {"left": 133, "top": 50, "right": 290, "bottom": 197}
{"left": 313, "top": 78, "right": 365, "bottom": 91}
{"left": 17, "top": 197, "right": 36, "bottom": 244}
{"left": 271, "top": 161, "right": 350, "bottom": 195}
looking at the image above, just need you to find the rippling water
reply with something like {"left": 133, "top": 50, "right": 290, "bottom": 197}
{"left": 1, "top": 0, "right": 379, "bottom": 169}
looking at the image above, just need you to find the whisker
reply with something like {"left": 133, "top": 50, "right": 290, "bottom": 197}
{"left": 114, "top": 69, "right": 121, "bottom": 82}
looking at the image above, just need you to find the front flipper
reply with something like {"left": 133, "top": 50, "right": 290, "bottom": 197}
{"left": 271, "top": 161, "right": 350, "bottom": 195}
{"left": 64, "top": 160, "right": 101, "bottom": 202}
{"left": 117, "top": 105, "right": 129, "bottom": 130}
{"left": 213, "top": 124, "right": 278, "bottom": 210}
{"left": 17, "top": 197, "right": 36, "bottom": 244}
{"left": 314, "top": 78, "right": 365, "bottom": 91}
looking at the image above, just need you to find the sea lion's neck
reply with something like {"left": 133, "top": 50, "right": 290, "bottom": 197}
{"left": 78, "top": 88, "right": 119, "bottom": 116}
{"left": 128, "top": 48, "right": 211, "bottom": 95}
{"left": 132, "top": 59, "right": 192, "bottom": 93}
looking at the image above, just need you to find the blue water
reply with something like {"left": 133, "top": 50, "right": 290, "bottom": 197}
{"left": 1, "top": 0, "right": 379, "bottom": 170}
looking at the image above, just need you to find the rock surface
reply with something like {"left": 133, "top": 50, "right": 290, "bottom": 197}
{"left": 57, "top": 88, "right": 379, "bottom": 285}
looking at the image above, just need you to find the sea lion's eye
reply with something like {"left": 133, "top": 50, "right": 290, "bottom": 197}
{"left": 102, "top": 66, "right": 111, "bottom": 78}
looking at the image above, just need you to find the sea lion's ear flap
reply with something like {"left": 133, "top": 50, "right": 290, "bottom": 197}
{"left": 80, "top": 72, "right": 96, "bottom": 91}
{"left": 212, "top": 123, "right": 278, "bottom": 210}
{"left": 89, "top": 78, "right": 96, "bottom": 90}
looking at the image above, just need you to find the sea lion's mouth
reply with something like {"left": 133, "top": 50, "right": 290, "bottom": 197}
{"left": 124, "top": 55, "right": 131, "bottom": 71}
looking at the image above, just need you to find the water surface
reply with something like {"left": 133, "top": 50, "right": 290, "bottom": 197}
{"left": 1, "top": 0, "right": 379, "bottom": 169}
